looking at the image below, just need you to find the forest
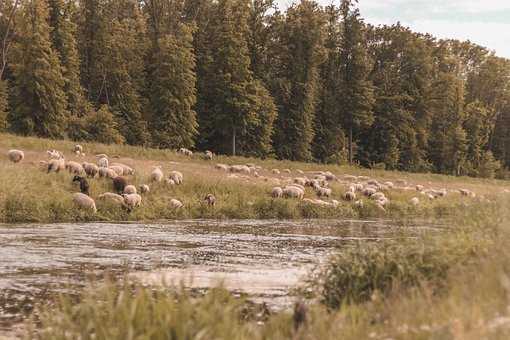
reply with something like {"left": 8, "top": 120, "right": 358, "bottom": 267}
{"left": 0, "top": 0, "right": 509, "bottom": 178}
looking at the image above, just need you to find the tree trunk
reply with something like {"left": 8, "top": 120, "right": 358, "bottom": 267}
{"left": 348, "top": 126, "right": 353, "bottom": 165}
{"left": 232, "top": 125, "right": 236, "bottom": 156}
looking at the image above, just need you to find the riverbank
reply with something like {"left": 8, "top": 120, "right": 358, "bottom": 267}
{"left": 1, "top": 133, "right": 509, "bottom": 223}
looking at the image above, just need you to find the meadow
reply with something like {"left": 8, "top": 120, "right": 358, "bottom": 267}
{"left": 1, "top": 132, "right": 508, "bottom": 223}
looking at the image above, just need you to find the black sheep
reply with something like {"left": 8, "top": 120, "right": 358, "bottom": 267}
{"left": 72, "top": 175, "right": 90, "bottom": 196}
{"left": 112, "top": 176, "right": 127, "bottom": 194}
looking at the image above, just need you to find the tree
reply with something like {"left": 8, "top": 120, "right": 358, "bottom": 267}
{"left": 271, "top": 0, "right": 326, "bottom": 161}
{"left": 9, "top": 0, "right": 69, "bottom": 138}
{"left": 0, "top": 79, "right": 7, "bottom": 131}
{"left": 338, "top": 0, "right": 374, "bottom": 164}
{"left": 48, "top": 0, "right": 89, "bottom": 115}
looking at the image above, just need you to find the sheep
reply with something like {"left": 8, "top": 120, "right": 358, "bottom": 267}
{"left": 230, "top": 165, "right": 251, "bottom": 174}
{"left": 165, "top": 178, "right": 176, "bottom": 186}
{"left": 7, "top": 149, "right": 24, "bottom": 163}
{"left": 169, "top": 171, "right": 183, "bottom": 185}
{"left": 95, "top": 153, "right": 108, "bottom": 159}
{"left": 331, "top": 200, "right": 340, "bottom": 207}
{"left": 73, "top": 144, "right": 83, "bottom": 155}
{"left": 343, "top": 175, "right": 357, "bottom": 181}
{"left": 460, "top": 189, "right": 475, "bottom": 197}
{"left": 82, "top": 162, "right": 99, "bottom": 178}
{"left": 354, "top": 199, "right": 364, "bottom": 208}
{"left": 370, "top": 192, "right": 386, "bottom": 201}
{"left": 110, "top": 163, "right": 134, "bottom": 176}
{"left": 410, "top": 197, "right": 420, "bottom": 206}
{"left": 204, "top": 150, "right": 213, "bottom": 160}
{"left": 363, "top": 187, "right": 377, "bottom": 197}
{"left": 112, "top": 176, "right": 128, "bottom": 194}
{"left": 177, "top": 148, "right": 193, "bottom": 156}
{"left": 169, "top": 198, "right": 183, "bottom": 209}
{"left": 324, "top": 172, "right": 337, "bottom": 181}
{"left": 215, "top": 163, "right": 230, "bottom": 171}
{"left": 98, "top": 192, "right": 125, "bottom": 205}
{"left": 204, "top": 194, "right": 216, "bottom": 206}
{"left": 47, "top": 158, "right": 65, "bottom": 173}
{"left": 122, "top": 193, "right": 142, "bottom": 211}
{"left": 123, "top": 185, "right": 137, "bottom": 195}
{"left": 344, "top": 190, "right": 356, "bottom": 201}
{"left": 383, "top": 181, "right": 394, "bottom": 189}
{"left": 272, "top": 187, "right": 283, "bottom": 198}
{"left": 65, "top": 161, "right": 84, "bottom": 175}
{"left": 109, "top": 165, "right": 124, "bottom": 176}
{"left": 283, "top": 186, "right": 304, "bottom": 199}
{"left": 151, "top": 166, "right": 164, "bottom": 182}
{"left": 72, "top": 175, "right": 90, "bottom": 196}
{"left": 294, "top": 177, "right": 307, "bottom": 186}
{"left": 282, "top": 169, "right": 291, "bottom": 174}
{"left": 289, "top": 183, "right": 306, "bottom": 192}
{"left": 271, "top": 169, "right": 281, "bottom": 175}
{"left": 316, "top": 187, "right": 332, "bottom": 198}
{"left": 396, "top": 179, "right": 407, "bottom": 186}
{"left": 296, "top": 169, "right": 304, "bottom": 175}
{"left": 416, "top": 185, "right": 424, "bottom": 192}
{"left": 139, "top": 184, "right": 150, "bottom": 194}
{"left": 72, "top": 193, "right": 97, "bottom": 213}
{"left": 47, "top": 149, "right": 63, "bottom": 160}
{"left": 97, "top": 157, "right": 109, "bottom": 168}
{"left": 99, "top": 167, "right": 117, "bottom": 179}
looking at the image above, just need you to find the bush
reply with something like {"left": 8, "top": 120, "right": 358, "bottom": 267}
{"left": 68, "top": 105, "right": 125, "bottom": 145}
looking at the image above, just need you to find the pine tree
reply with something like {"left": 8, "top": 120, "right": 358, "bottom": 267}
{"left": 9, "top": 0, "right": 69, "bottom": 138}
{"left": 338, "top": 0, "right": 374, "bottom": 164}
{"left": 271, "top": 0, "right": 326, "bottom": 161}
{"left": 312, "top": 5, "right": 345, "bottom": 164}
{"left": 148, "top": 25, "right": 198, "bottom": 149}
{"left": 48, "top": 0, "right": 89, "bottom": 115}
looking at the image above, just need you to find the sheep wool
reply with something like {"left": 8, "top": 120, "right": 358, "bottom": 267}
{"left": 123, "top": 193, "right": 142, "bottom": 210}
{"left": 123, "top": 185, "right": 137, "bottom": 195}
{"left": 97, "top": 157, "right": 109, "bottom": 168}
{"left": 72, "top": 193, "right": 97, "bottom": 213}
{"left": 169, "top": 198, "right": 183, "bottom": 209}
{"left": 98, "top": 192, "right": 125, "bottom": 205}
{"left": 151, "top": 166, "right": 164, "bottom": 182}
{"left": 140, "top": 184, "right": 150, "bottom": 194}
{"left": 7, "top": 149, "right": 25, "bottom": 163}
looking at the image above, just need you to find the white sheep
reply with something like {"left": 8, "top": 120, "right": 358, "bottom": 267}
{"left": 73, "top": 144, "right": 83, "bottom": 154}
{"left": 316, "top": 187, "right": 332, "bottom": 198}
{"left": 230, "top": 165, "right": 251, "bottom": 174}
{"left": 169, "top": 198, "right": 183, "bottom": 209}
{"left": 165, "top": 178, "right": 176, "bottom": 186}
{"left": 151, "top": 166, "right": 164, "bottom": 182}
{"left": 109, "top": 165, "right": 124, "bottom": 176}
{"left": 354, "top": 199, "right": 364, "bottom": 208}
{"left": 324, "top": 172, "right": 337, "bottom": 181}
{"left": 416, "top": 185, "right": 424, "bottom": 192}
{"left": 410, "top": 197, "right": 420, "bottom": 206}
{"left": 271, "top": 169, "right": 281, "bottom": 175}
{"left": 282, "top": 169, "right": 291, "bottom": 174}
{"left": 283, "top": 186, "right": 304, "bottom": 199}
{"left": 110, "top": 163, "right": 134, "bottom": 176}
{"left": 95, "top": 153, "right": 108, "bottom": 159}
{"left": 204, "top": 150, "right": 213, "bottom": 160}
{"left": 383, "top": 181, "right": 394, "bottom": 189}
{"left": 65, "top": 161, "right": 84, "bottom": 175}
{"left": 363, "top": 187, "right": 377, "bottom": 197}
{"left": 344, "top": 190, "right": 356, "bottom": 201}
{"left": 140, "top": 184, "right": 150, "bottom": 194}
{"left": 178, "top": 148, "right": 193, "bottom": 156}
{"left": 97, "top": 157, "right": 109, "bottom": 168}
{"left": 294, "top": 177, "right": 307, "bottom": 186}
{"left": 215, "top": 163, "right": 230, "bottom": 171}
{"left": 169, "top": 171, "right": 183, "bottom": 185}
{"left": 7, "top": 149, "right": 25, "bottom": 163}
{"left": 47, "top": 158, "right": 66, "bottom": 173}
{"left": 122, "top": 193, "right": 142, "bottom": 210}
{"left": 98, "top": 192, "right": 125, "bottom": 205}
{"left": 47, "top": 149, "right": 63, "bottom": 160}
{"left": 370, "top": 192, "right": 386, "bottom": 201}
{"left": 272, "top": 187, "right": 283, "bottom": 198}
{"left": 296, "top": 169, "right": 304, "bottom": 175}
{"left": 82, "top": 162, "right": 99, "bottom": 178}
{"left": 123, "top": 185, "right": 137, "bottom": 195}
{"left": 99, "top": 167, "right": 118, "bottom": 179}
{"left": 72, "top": 193, "right": 97, "bottom": 213}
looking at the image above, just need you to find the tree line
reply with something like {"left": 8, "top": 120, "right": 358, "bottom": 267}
{"left": 1, "top": 0, "right": 509, "bottom": 178}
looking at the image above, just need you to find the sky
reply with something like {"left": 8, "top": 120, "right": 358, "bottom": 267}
{"left": 277, "top": 0, "right": 510, "bottom": 58}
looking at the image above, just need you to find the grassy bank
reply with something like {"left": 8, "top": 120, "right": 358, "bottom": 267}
{"left": 26, "top": 201, "right": 510, "bottom": 339}
{"left": 1, "top": 133, "right": 509, "bottom": 223}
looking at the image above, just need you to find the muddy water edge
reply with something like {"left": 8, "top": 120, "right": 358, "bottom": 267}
{"left": 0, "top": 219, "right": 444, "bottom": 335}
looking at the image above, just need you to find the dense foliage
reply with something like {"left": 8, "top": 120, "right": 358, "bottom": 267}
{"left": 1, "top": 0, "right": 509, "bottom": 177}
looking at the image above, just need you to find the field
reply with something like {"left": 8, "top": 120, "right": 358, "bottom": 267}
{"left": 2, "top": 133, "right": 510, "bottom": 339}
{"left": 1, "top": 132, "right": 509, "bottom": 223}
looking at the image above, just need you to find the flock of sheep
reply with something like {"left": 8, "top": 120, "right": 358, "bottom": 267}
{"left": 7, "top": 145, "right": 481, "bottom": 216}
{"left": 6, "top": 146, "right": 215, "bottom": 215}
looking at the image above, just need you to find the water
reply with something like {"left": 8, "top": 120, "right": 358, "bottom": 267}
{"left": 0, "top": 219, "right": 442, "bottom": 334}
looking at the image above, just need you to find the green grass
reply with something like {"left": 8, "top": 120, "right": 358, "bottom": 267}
{"left": 1, "top": 132, "right": 509, "bottom": 223}
{"left": 25, "top": 199, "right": 510, "bottom": 339}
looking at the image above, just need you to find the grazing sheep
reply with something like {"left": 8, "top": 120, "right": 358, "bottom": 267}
{"left": 72, "top": 193, "right": 97, "bottom": 213}
{"left": 73, "top": 144, "right": 83, "bottom": 154}
{"left": 204, "top": 150, "right": 213, "bottom": 160}
{"left": 316, "top": 187, "right": 332, "bottom": 198}
{"left": 296, "top": 169, "right": 304, "bottom": 175}
{"left": 363, "top": 187, "right": 377, "bottom": 197}
{"left": 344, "top": 190, "right": 356, "bottom": 201}
{"left": 289, "top": 183, "right": 306, "bottom": 192}
{"left": 169, "top": 198, "right": 183, "bottom": 209}
{"left": 324, "top": 172, "right": 337, "bottom": 181}
{"left": 354, "top": 200, "right": 364, "bottom": 208}
{"left": 460, "top": 189, "right": 475, "bottom": 197}
{"left": 383, "top": 181, "right": 394, "bottom": 189}
{"left": 410, "top": 197, "right": 420, "bottom": 206}
{"left": 169, "top": 171, "right": 183, "bottom": 185}
{"left": 370, "top": 192, "right": 386, "bottom": 201}
{"left": 215, "top": 163, "right": 230, "bottom": 171}
{"left": 112, "top": 176, "right": 128, "bottom": 194}
{"left": 165, "top": 178, "right": 176, "bottom": 186}
{"left": 271, "top": 169, "right": 281, "bottom": 175}
{"left": 97, "top": 157, "right": 109, "bottom": 168}
{"left": 123, "top": 185, "right": 137, "bottom": 195}
{"left": 367, "top": 179, "right": 380, "bottom": 186}
{"left": 272, "top": 187, "right": 283, "bottom": 198}
{"left": 343, "top": 175, "right": 357, "bottom": 181}
{"left": 7, "top": 149, "right": 24, "bottom": 163}
{"left": 204, "top": 194, "right": 216, "bottom": 206}
{"left": 98, "top": 192, "right": 124, "bottom": 205}
{"left": 47, "top": 158, "right": 65, "bottom": 173}
{"left": 282, "top": 169, "right": 291, "bottom": 174}
{"left": 151, "top": 166, "right": 164, "bottom": 182}
{"left": 178, "top": 148, "right": 193, "bottom": 156}
{"left": 109, "top": 165, "right": 124, "bottom": 176}
{"left": 72, "top": 175, "right": 90, "bottom": 196}
{"left": 358, "top": 176, "right": 370, "bottom": 181}
{"left": 283, "top": 186, "right": 304, "bottom": 199}
{"left": 99, "top": 167, "right": 117, "bottom": 179}
{"left": 110, "top": 163, "right": 134, "bottom": 176}
{"left": 122, "top": 193, "right": 142, "bottom": 211}
{"left": 416, "top": 185, "right": 424, "bottom": 192}
{"left": 396, "top": 179, "right": 407, "bottom": 186}
{"left": 65, "top": 161, "right": 84, "bottom": 175}
{"left": 331, "top": 200, "right": 340, "bottom": 207}
{"left": 47, "top": 149, "right": 63, "bottom": 160}
{"left": 230, "top": 165, "right": 251, "bottom": 174}
{"left": 294, "top": 177, "right": 307, "bottom": 186}
{"left": 139, "top": 184, "right": 150, "bottom": 194}
{"left": 95, "top": 153, "right": 108, "bottom": 159}
{"left": 82, "top": 162, "right": 99, "bottom": 178}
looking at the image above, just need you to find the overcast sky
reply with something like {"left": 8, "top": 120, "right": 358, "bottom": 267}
{"left": 277, "top": 0, "right": 510, "bottom": 58}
